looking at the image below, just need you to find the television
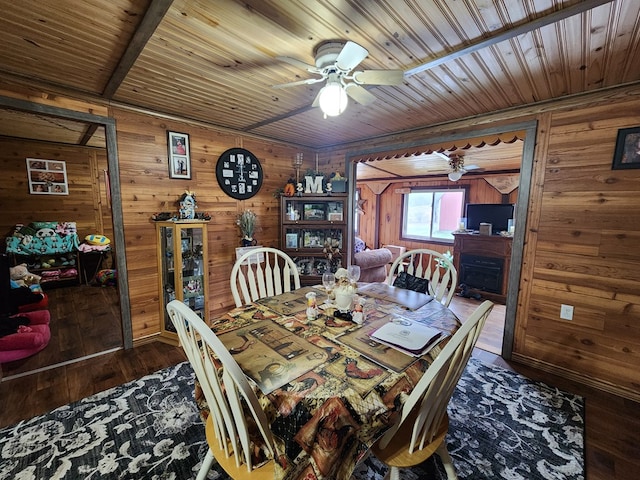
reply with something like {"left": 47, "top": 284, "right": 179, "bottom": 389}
{"left": 465, "top": 203, "right": 514, "bottom": 234}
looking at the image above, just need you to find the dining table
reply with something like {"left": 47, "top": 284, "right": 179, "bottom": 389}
{"left": 198, "top": 284, "right": 461, "bottom": 480}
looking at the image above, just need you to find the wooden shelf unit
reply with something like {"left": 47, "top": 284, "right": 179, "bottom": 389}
{"left": 280, "top": 195, "right": 348, "bottom": 285}
{"left": 10, "top": 251, "right": 81, "bottom": 288}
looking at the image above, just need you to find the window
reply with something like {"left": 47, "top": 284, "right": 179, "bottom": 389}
{"left": 401, "top": 188, "right": 465, "bottom": 242}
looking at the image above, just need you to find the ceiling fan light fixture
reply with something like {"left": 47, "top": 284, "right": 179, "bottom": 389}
{"left": 318, "top": 80, "right": 348, "bottom": 117}
{"left": 448, "top": 171, "right": 463, "bottom": 182}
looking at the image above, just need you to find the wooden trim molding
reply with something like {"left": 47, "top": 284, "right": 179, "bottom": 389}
{"left": 511, "top": 353, "right": 640, "bottom": 403}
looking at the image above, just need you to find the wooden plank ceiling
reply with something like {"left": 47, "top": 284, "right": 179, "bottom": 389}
{"left": 0, "top": 0, "right": 638, "bottom": 175}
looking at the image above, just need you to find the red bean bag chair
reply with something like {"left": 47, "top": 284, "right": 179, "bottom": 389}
{"left": 17, "top": 292, "right": 49, "bottom": 313}
{"left": 0, "top": 309, "right": 51, "bottom": 363}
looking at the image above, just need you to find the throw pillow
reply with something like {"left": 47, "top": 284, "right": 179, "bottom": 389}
{"left": 393, "top": 271, "right": 429, "bottom": 294}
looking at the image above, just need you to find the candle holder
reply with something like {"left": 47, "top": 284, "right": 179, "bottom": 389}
{"left": 293, "top": 153, "right": 304, "bottom": 184}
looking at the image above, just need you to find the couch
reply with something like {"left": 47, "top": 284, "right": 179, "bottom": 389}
{"left": 354, "top": 247, "right": 393, "bottom": 283}
{"left": 0, "top": 254, "right": 51, "bottom": 364}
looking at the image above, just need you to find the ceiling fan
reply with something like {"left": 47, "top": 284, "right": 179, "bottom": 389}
{"left": 273, "top": 40, "right": 404, "bottom": 117}
{"left": 434, "top": 153, "right": 482, "bottom": 181}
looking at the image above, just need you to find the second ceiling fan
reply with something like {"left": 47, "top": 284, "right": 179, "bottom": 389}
{"left": 273, "top": 40, "right": 404, "bottom": 117}
{"left": 434, "top": 153, "right": 483, "bottom": 181}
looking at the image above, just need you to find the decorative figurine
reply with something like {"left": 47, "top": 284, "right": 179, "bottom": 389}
{"left": 178, "top": 190, "right": 197, "bottom": 219}
{"left": 305, "top": 291, "right": 318, "bottom": 320}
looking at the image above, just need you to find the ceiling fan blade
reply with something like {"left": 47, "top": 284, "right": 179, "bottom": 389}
{"left": 272, "top": 77, "right": 325, "bottom": 89}
{"left": 433, "top": 152, "right": 451, "bottom": 161}
{"left": 311, "top": 89, "right": 322, "bottom": 108}
{"left": 276, "top": 55, "right": 321, "bottom": 74}
{"left": 336, "top": 41, "right": 368, "bottom": 71}
{"left": 353, "top": 69, "right": 404, "bottom": 85}
{"left": 345, "top": 84, "right": 376, "bottom": 105}
{"left": 464, "top": 164, "right": 482, "bottom": 171}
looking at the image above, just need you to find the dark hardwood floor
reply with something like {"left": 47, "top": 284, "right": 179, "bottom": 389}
{"left": 1, "top": 294, "right": 639, "bottom": 479}
{"left": 0, "top": 283, "right": 123, "bottom": 378}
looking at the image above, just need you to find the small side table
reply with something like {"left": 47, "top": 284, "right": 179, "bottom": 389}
{"left": 79, "top": 250, "right": 109, "bottom": 285}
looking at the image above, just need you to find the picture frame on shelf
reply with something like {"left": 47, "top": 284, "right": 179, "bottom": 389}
{"left": 303, "top": 203, "right": 326, "bottom": 220}
{"left": 612, "top": 126, "right": 640, "bottom": 169}
{"left": 302, "top": 230, "right": 323, "bottom": 248}
{"left": 167, "top": 131, "right": 191, "bottom": 179}
{"left": 285, "top": 233, "right": 298, "bottom": 249}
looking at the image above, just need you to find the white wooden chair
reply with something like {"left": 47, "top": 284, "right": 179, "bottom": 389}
{"left": 230, "top": 247, "right": 301, "bottom": 307}
{"left": 370, "top": 300, "right": 494, "bottom": 480}
{"left": 166, "top": 300, "right": 276, "bottom": 480}
{"left": 386, "top": 248, "right": 458, "bottom": 307}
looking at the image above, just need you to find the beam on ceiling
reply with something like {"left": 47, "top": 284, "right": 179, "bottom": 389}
{"left": 102, "top": 0, "right": 175, "bottom": 98}
{"left": 79, "top": 123, "right": 100, "bottom": 146}
{"left": 405, "top": 0, "right": 614, "bottom": 77}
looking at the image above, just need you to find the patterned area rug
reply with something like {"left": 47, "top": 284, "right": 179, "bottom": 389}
{"left": 0, "top": 358, "right": 584, "bottom": 480}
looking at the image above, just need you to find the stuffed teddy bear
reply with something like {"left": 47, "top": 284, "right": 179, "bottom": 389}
{"left": 10, "top": 263, "right": 42, "bottom": 287}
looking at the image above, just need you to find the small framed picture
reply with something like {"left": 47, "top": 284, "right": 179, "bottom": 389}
{"left": 612, "top": 126, "right": 640, "bottom": 170}
{"left": 285, "top": 233, "right": 298, "bottom": 249}
{"left": 168, "top": 131, "right": 191, "bottom": 179}
{"left": 303, "top": 203, "right": 326, "bottom": 221}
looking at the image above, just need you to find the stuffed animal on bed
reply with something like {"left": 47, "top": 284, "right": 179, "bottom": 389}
{"left": 9, "top": 263, "right": 42, "bottom": 288}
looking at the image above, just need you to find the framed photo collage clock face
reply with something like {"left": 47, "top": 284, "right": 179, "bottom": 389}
{"left": 215, "top": 148, "right": 263, "bottom": 200}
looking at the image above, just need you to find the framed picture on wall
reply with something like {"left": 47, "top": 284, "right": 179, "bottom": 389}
{"left": 26, "top": 158, "right": 69, "bottom": 195}
{"left": 612, "top": 126, "right": 640, "bottom": 170}
{"left": 167, "top": 131, "right": 191, "bottom": 179}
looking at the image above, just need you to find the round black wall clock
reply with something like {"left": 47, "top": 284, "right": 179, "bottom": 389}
{"left": 215, "top": 148, "right": 263, "bottom": 200}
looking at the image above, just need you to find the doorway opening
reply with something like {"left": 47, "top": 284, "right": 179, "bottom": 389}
{"left": 0, "top": 95, "right": 132, "bottom": 380}
{"left": 346, "top": 121, "right": 537, "bottom": 359}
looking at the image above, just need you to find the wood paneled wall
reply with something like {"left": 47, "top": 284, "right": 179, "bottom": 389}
{"left": 110, "top": 107, "right": 314, "bottom": 340}
{"left": 514, "top": 99, "right": 640, "bottom": 399}
{"left": 0, "top": 138, "right": 112, "bottom": 240}
{"left": 3, "top": 82, "right": 640, "bottom": 400}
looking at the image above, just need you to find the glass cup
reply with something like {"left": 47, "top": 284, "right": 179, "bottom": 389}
{"left": 347, "top": 265, "right": 361, "bottom": 285}
{"left": 322, "top": 272, "right": 336, "bottom": 303}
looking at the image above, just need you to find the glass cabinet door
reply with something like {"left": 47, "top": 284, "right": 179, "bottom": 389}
{"left": 157, "top": 222, "right": 209, "bottom": 340}
{"left": 159, "top": 225, "right": 177, "bottom": 332}
{"left": 179, "top": 227, "right": 206, "bottom": 319}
